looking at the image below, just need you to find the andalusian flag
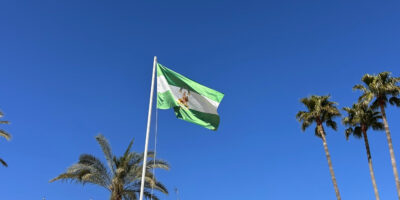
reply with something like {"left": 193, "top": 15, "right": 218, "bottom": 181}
{"left": 157, "top": 63, "right": 224, "bottom": 130}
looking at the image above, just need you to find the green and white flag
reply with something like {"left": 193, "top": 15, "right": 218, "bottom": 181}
{"left": 157, "top": 63, "right": 224, "bottom": 130}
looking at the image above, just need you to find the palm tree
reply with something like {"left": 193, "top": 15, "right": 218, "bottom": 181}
{"left": 50, "top": 134, "right": 169, "bottom": 200}
{"left": 343, "top": 103, "right": 384, "bottom": 200}
{"left": 296, "top": 95, "right": 342, "bottom": 200}
{"left": 354, "top": 72, "right": 400, "bottom": 198}
{"left": 0, "top": 110, "right": 11, "bottom": 167}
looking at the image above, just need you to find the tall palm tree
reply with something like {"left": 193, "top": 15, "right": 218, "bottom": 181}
{"left": 51, "top": 134, "right": 169, "bottom": 200}
{"left": 0, "top": 110, "right": 11, "bottom": 167}
{"left": 354, "top": 72, "right": 400, "bottom": 198}
{"left": 296, "top": 95, "right": 342, "bottom": 200}
{"left": 342, "top": 103, "right": 384, "bottom": 200}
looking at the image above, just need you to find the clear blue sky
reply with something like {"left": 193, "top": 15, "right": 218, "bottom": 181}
{"left": 1, "top": 0, "right": 400, "bottom": 199}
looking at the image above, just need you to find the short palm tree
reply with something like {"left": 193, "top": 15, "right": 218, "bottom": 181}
{"left": 0, "top": 110, "right": 11, "bottom": 167}
{"left": 354, "top": 72, "right": 400, "bottom": 198}
{"left": 296, "top": 95, "right": 342, "bottom": 200}
{"left": 343, "top": 103, "right": 383, "bottom": 200}
{"left": 50, "top": 134, "right": 169, "bottom": 200}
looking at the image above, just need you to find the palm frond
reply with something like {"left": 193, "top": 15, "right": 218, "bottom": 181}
{"left": 353, "top": 126, "right": 363, "bottom": 138}
{"left": 325, "top": 119, "right": 337, "bottom": 131}
{"left": 122, "top": 190, "right": 137, "bottom": 200}
{"left": 146, "top": 160, "right": 170, "bottom": 171}
{"left": 389, "top": 97, "right": 400, "bottom": 107}
{"left": 124, "top": 189, "right": 160, "bottom": 200}
{"left": 371, "top": 122, "right": 384, "bottom": 131}
{"left": 296, "top": 95, "right": 340, "bottom": 137}
{"left": 50, "top": 163, "right": 110, "bottom": 188}
{"left": 151, "top": 181, "right": 168, "bottom": 194}
{"left": 78, "top": 154, "right": 111, "bottom": 185}
{"left": 50, "top": 167, "right": 91, "bottom": 183}
{"left": 96, "top": 134, "right": 116, "bottom": 175}
{"left": 353, "top": 84, "right": 367, "bottom": 92}
{"left": 125, "top": 180, "right": 168, "bottom": 196}
{"left": 344, "top": 128, "right": 353, "bottom": 140}
{"left": 118, "top": 139, "right": 135, "bottom": 173}
{"left": 0, "top": 158, "right": 8, "bottom": 167}
{"left": 300, "top": 120, "right": 312, "bottom": 132}
{"left": 342, "top": 102, "right": 383, "bottom": 140}
{"left": 361, "top": 74, "right": 375, "bottom": 86}
{"left": 0, "top": 129, "right": 11, "bottom": 140}
{"left": 314, "top": 126, "right": 322, "bottom": 138}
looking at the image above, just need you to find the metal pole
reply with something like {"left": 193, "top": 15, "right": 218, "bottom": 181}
{"left": 139, "top": 56, "right": 157, "bottom": 200}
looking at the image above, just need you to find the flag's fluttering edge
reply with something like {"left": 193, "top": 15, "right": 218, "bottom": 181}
{"left": 156, "top": 63, "right": 224, "bottom": 130}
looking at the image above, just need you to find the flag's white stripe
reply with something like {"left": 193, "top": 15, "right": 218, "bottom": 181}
{"left": 157, "top": 76, "right": 171, "bottom": 93}
{"left": 157, "top": 76, "right": 220, "bottom": 115}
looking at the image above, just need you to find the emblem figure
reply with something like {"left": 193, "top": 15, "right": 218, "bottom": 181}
{"left": 178, "top": 88, "right": 190, "bottom": 108}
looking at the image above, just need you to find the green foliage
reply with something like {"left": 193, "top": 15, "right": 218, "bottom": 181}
{"left": 0, "top": 158, "right": 8, "bottom": 167}
{"left": 342, "top": 103, "right": 384, "bottom": 140}
{"left": 296, "top": 95, "right": 341, "bottom": 137}
{"left": 0, "top": 110, "right": 11, "bottom": 167}
{"left": 51, "top": 134, "right": 169, "bottom": 200}
{"left": 353, "top": 71, "right": 400, "bottom": 108}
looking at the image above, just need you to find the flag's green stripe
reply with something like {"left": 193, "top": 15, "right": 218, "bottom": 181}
{"left": 157, "top": 63, "right": 224, "bottom": 103}
{"left": 173, "top": 107, "right": 220, "bottom": 131}
{"left": 158, "top": 91, "right": 221, "bottom": 130}
{"left": 157, "top": 91, "right": 179, "bottom": 109}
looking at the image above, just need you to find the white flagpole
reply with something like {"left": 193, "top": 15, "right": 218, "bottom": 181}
{"left": 139, "top": 56, "right": 157, "bottom": 200}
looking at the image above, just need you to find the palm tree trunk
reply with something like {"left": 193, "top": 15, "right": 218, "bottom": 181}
{"left": 362, "top": 128, "right": 380, "bottom": 200}
{"left": 110, "top": 181, "right": 123, "bottom": 200}
{"left": 319, "top": 125, "right": 341, "bottom": 200}
{"left": 380, "top": 103, "right": 400, "bottom": 199}
{"left": 110, "top": 191, "right": 122, "bottom": 200}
